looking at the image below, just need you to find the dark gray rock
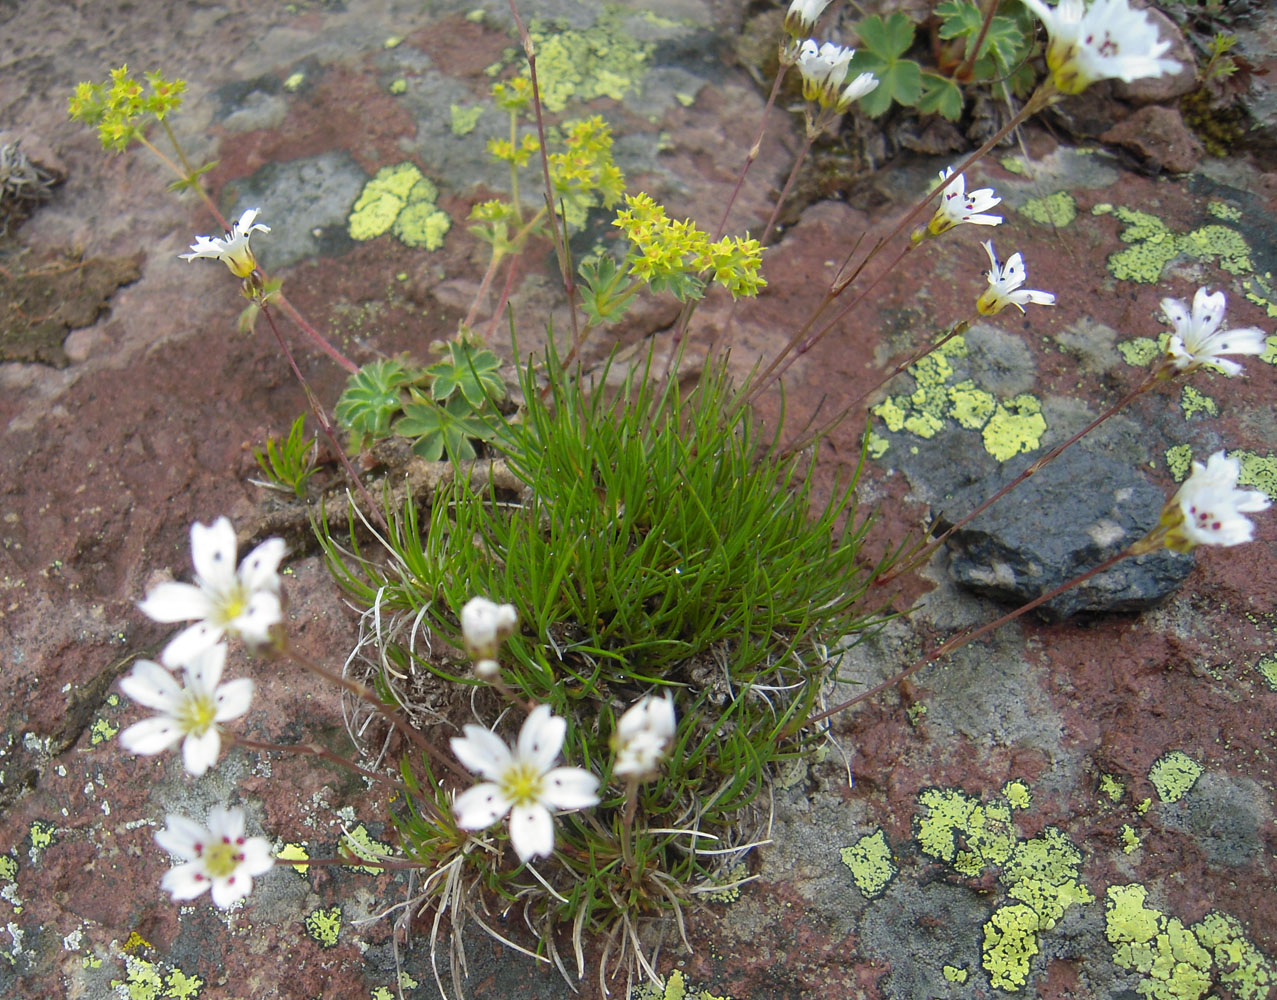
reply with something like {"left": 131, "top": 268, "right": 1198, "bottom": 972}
{"left": 940, "top": 446, "right": 1194, "bottom": 622}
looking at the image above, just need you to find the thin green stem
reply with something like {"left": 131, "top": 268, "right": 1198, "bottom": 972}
{"left": 878, "top": 370, "right": 1160, "bottom": 584}
{"left": 280, "top": 639, "right": 471, "bottom": 787}
{"left": 807, "top": 544, "right": 1137, "bottom": 726}
{"left": 257, "top": 300, "right": 386, "bottom": 531}
{"left": 231, "top": 734, "right": 405, "bottom": 790}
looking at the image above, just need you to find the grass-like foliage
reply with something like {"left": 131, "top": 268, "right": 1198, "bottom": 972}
{"left": 319, "top": 345, "right": 894, "bottom": 985}
{"left": 252, "top": 413, "right": 319, "bottom": 500}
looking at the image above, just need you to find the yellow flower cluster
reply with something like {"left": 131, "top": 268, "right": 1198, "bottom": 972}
{"left": 67, "top": 65, "right": 186, "bottom": 152}
{"left": 612, "top": 193, "right": 765, "bottom": 300}
{"left": 548, "top": 116, "right": 625, "bottom": 215}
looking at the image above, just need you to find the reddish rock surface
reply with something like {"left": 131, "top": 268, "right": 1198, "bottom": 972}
{"left": 1, "top": 2, "right": 1275, "bottom": 999}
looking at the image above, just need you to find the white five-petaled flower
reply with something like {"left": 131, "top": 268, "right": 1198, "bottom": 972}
{"left": 155, "top": 806, "right": 274, "bottom": 909}
{"left": 612, "top": 693, "right": 677, "bottom": 780}
{"left": 1019, "top": 0, "right": 1181, "bottom": 95}
{"left": 119, "top": 643, "right": 253, "bottom": 777}
{"left": 138, "top": 517, "right": 286, "bottom": 666}
{"left": 976, "top": 241, "right": 1056, "bottom": 315}
{"left": 784, "top": 0, "right": 832, "bottom": 38}
{"left": 1160, "top": 287, "right": 1267, "bottom": 378}
{"left": 459, "top": 596, "right": 519, "bottom": 676}
{"left": 179, "top": 208, "right": 271, "bottom": 279}
{"left": 450, "top": 705, "right": 600, "bottom": 862}
{"left": 918, "top": 166, "right": 1002, "bottom": 242}
{"left": 796, "top": 40, "right": 876, "bottom": 113}
{"left": 1159, "top": 451, "right": 1270, "bottom": 553}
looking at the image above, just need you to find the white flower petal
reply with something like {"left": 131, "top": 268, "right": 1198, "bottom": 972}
{"left": 239, "top": 839, "right": 276, "bottom": 878}
{"left": 210, "top": 874, "right": 252, "bottom": 909}
{"left": 518, "top": 705, "right": 566, "bottom": 772}
{"left": 182, "top": 728, "right": 221, "bottom": 777}
{"left": 155, "top": 815, "right": 212, "bottom": 860}
{"left": 508, "top": 804, "right": 555, "bottom": 861}
{"left": 542, "top": 767, "right": 601, "bottom": 810}
{"left": 213, "top": 678, "right": 254, "bottom": 722}
{"left": 231, "top": 591, "right": 281, "bottom": 647}
{"left": 238, "top": 537, "right": 286, "bottom": 591}
{"left": 161, "top": 861, "right": 212, "bottom": 901}
{"left": 451, "top": 726, "right": 513, "bottom": 781}
{"left": 184, "top": 642, "right": 227, "bottom": 692}
{"left": 138, "top": 582, "right": 212, "bottom": 624}
{"left": 120, "top": 660, "right": 184, "bottom": 712}
{"left": 452, "top": 783, "right": 512, "bottom": 830}
{"left": 191, "top": 517, "right": 239, "bottom": 591}
{"left": 120, "top": 717, "right": 184, "bottom": 757}
{"left": 160, "top": 621, "right": 226, "bottom": 668}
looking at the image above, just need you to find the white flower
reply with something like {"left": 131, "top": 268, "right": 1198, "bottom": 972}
{"left": 119, "top": 644, "right": 253, "bottom": 776}
{"left": 1161, "top": 287, "right": 1267, "bottom": 377}
{"left": 179, "top": 208, "right": 270, "bottom": 278}
{"left": 138, "top": 517, "right": 286, "bottom": 666}
{"left": 797, "top": 40, "right": 866, "bottom": 111}
{"left": 976, "top": 241, "right": 1056, "bottom": 315}
{"left": 835, "top": 72, "right": 880, "bottom": 113}
{"left": 459, "top": 596, "right": 519, "bottom": 663}
{"left": 1161, "top": 451, "right": 1270, "bottom": 553}
{"left": 785, "top": 0, "right": 832, "bottom": 37}
{"left": 1020, "top": 0, "right": 1181, "bottom": 95}
{"left": 612, "top": 693, "right": 677, "bottom": 779}
{"left": 450, "top": 705, "right": 600, "bottom": 862}
{"left": 920, "top": 166, "right": 1002, "bottom": 241}
{"left": 154, "top": 806, "right": 274, "bottom": 909}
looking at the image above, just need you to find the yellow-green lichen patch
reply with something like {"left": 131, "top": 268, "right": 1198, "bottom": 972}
{"left": 284, "top": 72, "right": 305, "bottom": 92}
{"left": 982, "top": 902, "right": 1042, "bottom": 990}
{"left": 340, "top": 824, "right": 392, "bottom": 874}
{"left": 1254, "top": 654, "right": 1277, "bottom": 691}
{"left": 983, "top": 394, "right": 1046, "bottom": 462}
{"left": 1195, "top": 911, "right": 1276, "bottom": 1000}
{"left": 947, "top": 380, "right": 997, "bottom": 430}
{"left": 1165, "top": 444, "right": 1193, "bottom": 482}
{"left": 633, "top": 969, "right": 735, "bottom": 1000}
{"left": 866, "top": 429, "right": 890, "bottom": 459}
{"left": 915, "top": 787, "right": 1016, "bottom": 877}
{"left": 449, "top": 103, "right": 483, "bottom": 136}
{"left": 840, "top": 829, "right": 897, "bottom": 900}
{"left": 1099, "top": 773, "right": 1125, "bottom": 803}
{"left": 1234, "top": 450, "right": 1277, "bottom": 501}
{"left": 1120, "top": 824, "right": 1141, "bottom": 854}
{"left": 0, "top": 856, "right": 15, "bottom": 884}
{"left": 1002, "top": 828, "right": 1093, "bottom": 929}
{"left": 1179, "top": 385, "right": 1218, "bottom": 419}
{"left": 1000, "top": 156, "right": 1031, "bottom": 176}
{"left": 943, "top": 963, "right": 969, "bottom": 983}
{"left": 348, "top": 164, "right": 450, "bottom": 250}
{"left": 1020, "top": 192, "right": 1077, "bottom": 228}
{"left": 110, "top": 954, "right": 203, "bottom": 1000}
{"left": 1262, "top": 334, "right": 1277, "bottom": 362}
{"left": 1103, "top": 885, "right": 1275, "bottom": 1000}
{"left": 28, "top": 821, "right": 54, "bottom": 863}
{"left": 1207, "top": 201, "right": 1242, "bottom": 222}
{"left": 526, "top": 8, "right": 655, "bottom": 113}
{"left": 1117, "top": 336, "right": 1163, "bottom": 367}
{"left": 388, "top": 78, "right": 407, "bottom": 95}
{"left": 277, "top": 842, "right": 310, "bottom": 875}
{"left": 1092, "top": 203, "right": 1257, "bottom": 284}
{"left": 305, "top": 906, "right": 342, "bottom": 948}
{"left": 1002, "top": 780, "right": 1031, "bottom": 810}
{"left": 1148, "top": 751, "right": 1202, "bottom": 803}
{"left": 90, "top": 716, "right": 118, "bottom": 744}
{"left": 1243, "top": 273, "right": 1277, "bottom": 320}
{"left": 699, "top": 860, "right": 749, "bottom": 903}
